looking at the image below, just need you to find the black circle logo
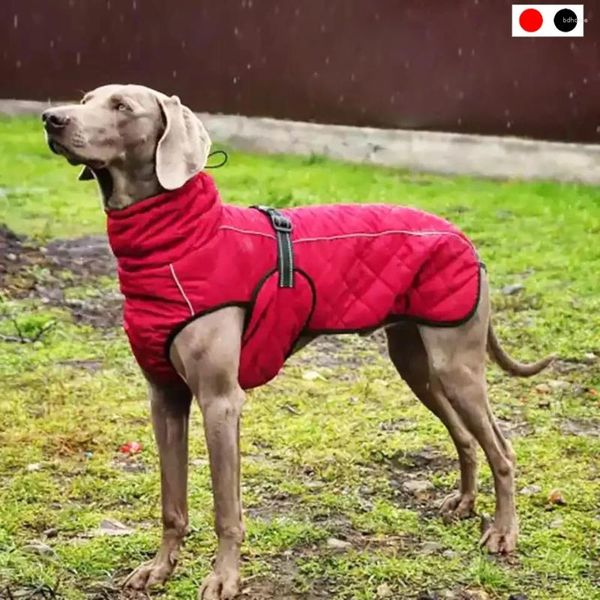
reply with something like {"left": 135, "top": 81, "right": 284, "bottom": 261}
{"left": 554, "top": 8, "right": 578, "bottom": 32}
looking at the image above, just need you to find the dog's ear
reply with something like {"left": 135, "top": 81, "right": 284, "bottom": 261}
{"left": 78, "top": 166, "right": 95, "bottom": 180}
{"left": 155, "top": 95, "right": 211, "bottom": 191}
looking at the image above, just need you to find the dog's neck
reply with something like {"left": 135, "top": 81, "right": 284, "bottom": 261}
{"left": 95, "top": 163, "right": 163, "bottom": 211}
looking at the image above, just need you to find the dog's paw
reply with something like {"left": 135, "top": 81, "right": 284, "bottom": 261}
{"left": 479, "top": 520, "right": 518, "bottom": 554}
{"left": 123, "top": 555, "right": 176, "bottom": 590}
{"left": 198, "top": 568, "right": 240, "bottom": 600}
{"left": 439, "top": 491, "right": 476, "bottom": 522}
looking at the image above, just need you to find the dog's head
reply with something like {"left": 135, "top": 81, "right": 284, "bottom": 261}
{"left": 42, "top": 84, "right": 211, "bottom": 206}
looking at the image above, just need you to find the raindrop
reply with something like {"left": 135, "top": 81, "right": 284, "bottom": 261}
{"left": 294, "top": 7, "right": 300, "bottom": 16}
{"left": 325, "top": 56, "right": 330, "bottom": 65}
{"left": 234, "top": 26, "right": 240, "bottom": 37}
{"left": 172, "top": 70, "right": 177, "bottom": 78}
{"left": 16, "top": 59, "right": 21, "bottom": 69}
{"left": 127, "top": 52, "right": 132, "bottom": 61}
{"left": 313, "top": 71, "right": 320, "bottom": 79}
{"left": 132, "top": 0, "right": 137, "bottom": 10}
{"left": 338, "top": 94, "right": 345, "bottom": 103}
{"left": 101, "top": 35, "right": 107, "bottom": 45}
{"left": 248, "top": 0, "right": 253, "bottom": 7}
{"left": 181, "top": 40, "right": 186, "bottom": 49}
{"left": 458, "top": 47, "right": 463, "bottom": 57}
{"left": 13, "top": 14, "right": 18, "bottom": 29}
{"left": 233, "top": 76, "right": 239, "bottom": 84}
{"left": 246, "top": 63, "right": 252, "bottom": 70}
{"left": 457, "top": 90, "right": 465, "bottom": 100}
{"left": 350, "top": 72, "right": 356, "bottom": 82}
{"left": 569, "top": 91, "right": 575, "bottom": 99}
{"left": 457, "top": 117, "right": 462, "bottom": 125}
{"left": 107, "top": 0, "right": 111, "bottom": 9}
{"left": 596, "top": 125, "right": 600, "bottom": 134}
{"left": 320, "top": 24, "right": 326, "bottom": 33}
{"left": 506, "top": 121, "right": 512, "bottom": 129}
{"left": 504, "top": 108, "right": 510, "bottom": 116}
{"left": 389, "top": 95, "right": 395, "bottom": 105}
{"left": 583, "top": 77, "right": 588, "bottom": 84}
{"left": 76, "top": 52, "right": 81, "bottom": 66}
{"left": 49, "top": 40, "right": 54, "bottom": 48}
{"left": 471, "top": 48, "right": 476, "bottom": 56}
{"left": 404, "top": 60, "right": 410, "bottom": 69}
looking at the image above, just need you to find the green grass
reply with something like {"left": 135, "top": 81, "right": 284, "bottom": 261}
{"left": 0, "top": 116, "right": 599, "bottom": 599}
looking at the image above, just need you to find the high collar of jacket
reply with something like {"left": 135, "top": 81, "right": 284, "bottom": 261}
{"left": 106, "top": 172, "right": 222, "bottom": 271}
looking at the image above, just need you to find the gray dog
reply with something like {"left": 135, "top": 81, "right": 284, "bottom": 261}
{"left": 43, "top": 84, "right": 552, "bottom": 600}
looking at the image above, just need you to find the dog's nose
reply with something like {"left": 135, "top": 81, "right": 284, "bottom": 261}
{"left": 42, "top": 110, "right": 70, "bottom": 132}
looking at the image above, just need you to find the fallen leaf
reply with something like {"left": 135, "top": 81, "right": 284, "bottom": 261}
{"left": 376, "top": 582, "right": 393, "bottom": 598}
{"left": 302, "top": 370, "right": 325, "bottom": 381}
{"left": 326, "top": 537, "right": 352, "bottom": 551}
{"left": 26, "top": 463, "right": 41, "bottom": 472}
{"left": 119, "top": 441, "right": 143, "bottom": 455}
{"left": 501, "top": 283, "right": 524, "bottom": 295}
{"left": 547, "top": 379, "right": 569, "bottom": 391}
{"left": 95, "top": 519, "right": 133, "bottom": 536}
{"left": 535, "top": 383, "right": 551, "bottom": 394}
{"left": 22, "top": 540, "right": 55, "bottom": 556}
{"left": 520, "top": 484, "right": 541, "bottom": 496}
{"left": 421, "top": 541, "right": 443, "bottom": 554}
{"left": 548, "top": 489, "right": 566, "bottom": 506}
{"left": 43, "top": 528, "right": 58, "bottom": 539}
{"left": 402, "top": 479, "right": 434, "bottom": 495}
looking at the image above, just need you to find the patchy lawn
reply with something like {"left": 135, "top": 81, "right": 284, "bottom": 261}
{"left": 0, "top": 116, "right": 599, "bottom": 600}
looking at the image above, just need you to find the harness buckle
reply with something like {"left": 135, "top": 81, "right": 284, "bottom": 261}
{"left": 270, "top": 212, "right": 292, "bottom": 233}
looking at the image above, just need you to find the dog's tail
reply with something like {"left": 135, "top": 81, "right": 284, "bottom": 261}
{"left": 487, "top": 323, "right": 554, "bottom": 377}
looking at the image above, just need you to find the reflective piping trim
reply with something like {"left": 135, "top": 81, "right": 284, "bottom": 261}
{"left": 219, "top": 225, "right": 276, "bottom": 240}
{"left": 294, "top": 229, "right": 469, "bottom": 244}
{"left": 277, "top": 231, "right": 284, "bottom": 281}
{"left": 169, "top": 263, "right": 194, "bottom": 316}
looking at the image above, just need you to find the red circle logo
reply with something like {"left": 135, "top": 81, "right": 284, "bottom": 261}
{"left": 519, "top": 8, "right": 543, "bottom": 32}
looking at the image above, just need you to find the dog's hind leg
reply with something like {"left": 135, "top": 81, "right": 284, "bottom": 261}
{"left": 417, "top": 271, "right": 518, "bottom": 554}
{"left": 386, "top": 323, "right": 477, "bottom": 520}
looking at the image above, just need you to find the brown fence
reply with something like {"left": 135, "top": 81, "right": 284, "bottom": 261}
{"left": 1, "top": 0, "right": 598, "bottom": 143}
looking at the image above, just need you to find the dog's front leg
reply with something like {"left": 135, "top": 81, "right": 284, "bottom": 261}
{"left": 125, "top": 378, "right": 192, "bottom": 590}
{"left": 171, "top": 309, "right": 246, "bottom": 600}
{"left": 196, "top": 379, "right": 245, "bottom": 600}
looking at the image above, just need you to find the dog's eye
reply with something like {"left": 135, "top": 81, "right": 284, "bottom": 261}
{"left": 116, "top": 102, "right": 128, "bottom": 112}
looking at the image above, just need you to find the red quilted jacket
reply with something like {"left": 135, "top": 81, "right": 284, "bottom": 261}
{"left": 106, "top": 172, "right": 481, "bottom": 389}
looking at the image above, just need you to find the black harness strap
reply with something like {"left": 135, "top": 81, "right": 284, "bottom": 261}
{"left": 251, "top": 205, "right": 294, "bottom": 288}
